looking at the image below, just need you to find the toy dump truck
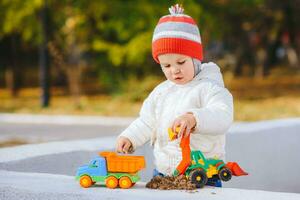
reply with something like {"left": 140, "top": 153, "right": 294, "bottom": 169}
{"left": 169, "top": 128, "right": 248, "bottom": 188}
{"left": 76, "top": 152, "right": 145, "bottom": 189}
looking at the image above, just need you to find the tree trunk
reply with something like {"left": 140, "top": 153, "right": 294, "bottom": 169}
{"left": 39, "top": 0, "right": 50, "bottom": 107}
{"left": 66, "top": 65, "right": 82, "bottom": 108}
{"left": 5, "top": 35, "right": 19, "bottom": 97}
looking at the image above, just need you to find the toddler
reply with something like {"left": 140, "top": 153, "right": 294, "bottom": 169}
{"left": 116, "top": 4, "right": 233, "bottom": 183}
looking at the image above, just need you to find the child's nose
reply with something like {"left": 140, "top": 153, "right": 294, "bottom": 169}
{"left": 172, "top": 66, "right": 181, "bottom": 74}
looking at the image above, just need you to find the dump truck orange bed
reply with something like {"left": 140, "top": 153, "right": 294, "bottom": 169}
{"left": 100, "top": 152, "right": 145, "bottom": 173}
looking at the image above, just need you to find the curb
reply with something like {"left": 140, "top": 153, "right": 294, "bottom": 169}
{"left": 0, "top": 113, "right": 135, "bottom": 126}
{"left": 0, "top": 136, "right": 116, "bottom": 162}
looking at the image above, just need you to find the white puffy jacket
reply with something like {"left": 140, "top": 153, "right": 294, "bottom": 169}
{"left": 119, "top": 62, "right": 234, "bottom": 175}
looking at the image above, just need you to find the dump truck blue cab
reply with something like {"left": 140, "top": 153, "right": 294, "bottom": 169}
{"left": 76, "top": 156, "right": 107, "bottom": 178}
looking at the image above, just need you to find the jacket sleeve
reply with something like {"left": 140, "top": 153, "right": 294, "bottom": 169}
{"left": 187, "top": 82, "right": 234, "bottom": 135}
{"left": 118, "top": 90, "right": 156, "bottom": 149}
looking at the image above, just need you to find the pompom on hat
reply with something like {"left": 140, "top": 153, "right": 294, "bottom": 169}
{"left": 152, "top": 4, "right": 203, "bottom": 63}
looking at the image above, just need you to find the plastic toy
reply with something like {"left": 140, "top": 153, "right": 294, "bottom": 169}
{"left": 168, "top": 127, "right": 248, "bottom": 188}
{"left": 76, "top": 151, "right": 145, "bottom": 189}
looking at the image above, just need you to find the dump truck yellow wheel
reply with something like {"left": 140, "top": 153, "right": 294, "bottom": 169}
{"left": 80, "top": 175, "right": 93, "bottom": 188}
{"left": 119, "top": 177, "right": 132, "bottom": 189}
{"left": 106, "top": 176, "right": 118, "bottom": 189}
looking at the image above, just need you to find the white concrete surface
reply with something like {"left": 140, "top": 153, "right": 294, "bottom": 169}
{"left": 0, "top": 123, "right": 125, "bottom": 143}
{"left": 0, "top": 114, "right": 300, "bottom": 199}
{"left": 225, "top": 118, "right": 300, "bottom": 193}
{"left": 1, "top": 170, "right": 299, "bottom": 200}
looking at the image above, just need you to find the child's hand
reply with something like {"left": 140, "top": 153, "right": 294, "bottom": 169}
{"left": 116, "top": 136, "right": 134, "bottom": 154}
{"left": 171, "top": 113, "right": 196, "bottom": 138}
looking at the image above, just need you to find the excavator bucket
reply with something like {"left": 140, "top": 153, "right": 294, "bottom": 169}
{"left": 168, "top": 127, "right": 181, "bottom": 141}
{"left": 226, "top": 162, "right": 248, "bottom": 176}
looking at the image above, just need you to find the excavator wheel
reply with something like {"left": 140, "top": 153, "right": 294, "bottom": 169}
{"left": 190, "top": 169, "right": 208, "bottom": 188}
{"left": 218, "top": 167, "right": 232, "bottom": 182}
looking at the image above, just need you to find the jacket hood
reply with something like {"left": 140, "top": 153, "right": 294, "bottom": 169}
{"left": 195, "top": 62, "right": 225, "bottom": 87}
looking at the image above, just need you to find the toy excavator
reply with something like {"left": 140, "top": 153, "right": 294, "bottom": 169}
{"left": 168, "top": 127, "right": 248, "bottom": 188}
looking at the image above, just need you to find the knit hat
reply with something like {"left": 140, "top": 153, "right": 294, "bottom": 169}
{"left": 152, "top": 4, "right": 203, "bottom": 63}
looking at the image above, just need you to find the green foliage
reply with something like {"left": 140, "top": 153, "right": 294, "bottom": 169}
{"left": 1, "top": 0, "right": 299, "bottom": 92}
{"left": 0, "top": 0, "right": 43, "bottom": 43}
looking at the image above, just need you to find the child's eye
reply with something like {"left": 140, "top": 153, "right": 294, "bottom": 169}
{"left": 177, "top": 60, "right": 186, "bottom": 65}
{"left": 162, "top": 64, "right": 171, "bottom": 68}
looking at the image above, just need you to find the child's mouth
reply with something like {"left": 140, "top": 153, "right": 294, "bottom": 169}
{"left": 175, "top": 77, "right": 183, "bottom": 80}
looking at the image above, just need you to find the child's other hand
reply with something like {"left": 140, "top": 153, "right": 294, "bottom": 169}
{"left": 116, "top": 136, "right": 134, "bottom": 154}
{"left": 172, "top": 113, "right": 196, "bottom": 138}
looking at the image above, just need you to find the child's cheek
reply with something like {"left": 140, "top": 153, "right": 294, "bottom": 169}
{"left": 161, "top": 68, "right": 167, "bottom": 78}
{"left": 165, "top": 70, "right": 172, "bottom": 80}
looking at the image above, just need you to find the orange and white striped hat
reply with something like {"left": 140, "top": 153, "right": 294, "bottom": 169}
{"left": 152, "top": 4, "right": 203, "bottom": 63}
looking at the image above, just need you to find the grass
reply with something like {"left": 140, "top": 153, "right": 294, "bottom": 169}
{"left": 0, "top": 139, "right": 28, "bottom": 148}
{"left": 235, "top": 96, "right": 300, "bottom": 121}
{"left": 0, "top": 89, "right": 142, "bottom": 117}
{"left": 224, "top": 74, "right": 300, "bottom": 121}
{"left": 0, "top": 74, "right": 300, "bottom": 121}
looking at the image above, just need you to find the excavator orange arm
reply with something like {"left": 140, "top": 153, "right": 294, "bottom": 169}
{"left": 168, "top": 127, "right": 191, "bottom": 176}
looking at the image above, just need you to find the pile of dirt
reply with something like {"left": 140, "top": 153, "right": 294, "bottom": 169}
{"left": 146, "top": 175, "right": 196, "bottom": 190}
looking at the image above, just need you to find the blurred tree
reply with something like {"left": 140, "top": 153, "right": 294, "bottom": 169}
{"left": 3, "top": 35, "right": 20, "bottom": 97}
{"left": 47, "top": 1, "right": 88, "bottom": 107}
{"left": 0, "top": 0, "right": 299, "bottom": 97}
{"left": 195, "top": 0, "right": 300, "bottom": 77}
{"left": 0, "top": 0, "right": 42, "bottom": 96}
{"left": 39, "top": 0, "right": 50, "bottom": 107}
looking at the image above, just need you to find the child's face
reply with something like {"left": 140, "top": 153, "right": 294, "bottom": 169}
{"left": 158, "top": 53, "right": 194, "bottom": 85}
